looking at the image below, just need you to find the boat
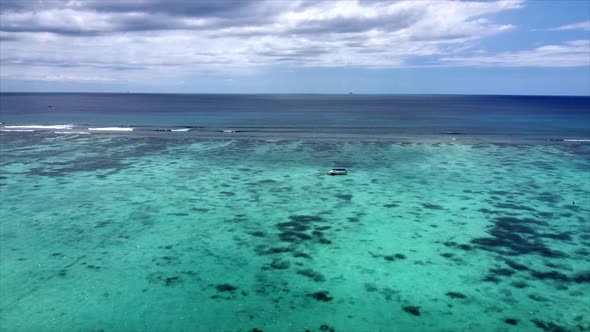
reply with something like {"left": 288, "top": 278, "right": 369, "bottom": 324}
{"left": 328, "top": 168, "right": 348, "bottom": 175}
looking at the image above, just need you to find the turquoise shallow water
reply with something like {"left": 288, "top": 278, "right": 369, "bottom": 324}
{"left": 1, "top": 132, "right": 589, "bottom": 332}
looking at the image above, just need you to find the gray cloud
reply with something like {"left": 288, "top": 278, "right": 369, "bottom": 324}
{"left": 73, "top": 0, "right": 263, "bottom": 18}
{"left": 0, "top": 0, "right": 290, "bottom": 35}
{"left": 0, "top": 0, "right": 517, "bottom": 36}
{"left": 0, "top": 0, "right": 256, "bottom": 17}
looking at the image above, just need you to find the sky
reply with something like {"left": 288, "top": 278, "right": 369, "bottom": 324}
{"left": 0, "top": 0, "right": 589, "bottom": 95}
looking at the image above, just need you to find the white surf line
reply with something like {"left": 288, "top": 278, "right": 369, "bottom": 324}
{"left": 88, "top": 127, "right": 134, "bottom": 132}
{"left": 0, "top": 129, "right": 35, "bottom": 132}
{"left": 54, "top": 131, "right": 91, "bottom": 135}
{"left": 4, "top": 124, "right": 74, "bottom": 129}
{"left": 171, "top": 128, "right": 191, "bottom": 132}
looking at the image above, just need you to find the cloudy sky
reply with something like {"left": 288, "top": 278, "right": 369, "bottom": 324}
{"left": 0, "top": 0, "right": 589, "bottom": 95}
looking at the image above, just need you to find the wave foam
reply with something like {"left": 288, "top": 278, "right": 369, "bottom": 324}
{"left": 0, "top": 129, "right": 35, "bottom": 132}
{"left": 564, "top": 139, "right": 590, "bottom": 142}
{"left": 88, "top": 127, "right": 134, "bottom": 132}
{"left": 54, "top": 131, "right": 91, "bottom": 135}
{"left": 4, "top": 124, "right": 73, "bottom": 129}
{"left": 171, "top": 128, "right": 191, "bottom": 132}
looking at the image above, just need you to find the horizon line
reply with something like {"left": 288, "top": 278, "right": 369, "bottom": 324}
{"left": 1, "top": 91, "right": 590, "bottom": 97}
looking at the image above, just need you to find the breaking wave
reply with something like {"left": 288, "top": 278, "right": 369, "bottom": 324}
{"left": 4, "top": 124, "right": 74, "bottom": 130}
{"left": 88, "top": 127, "right": 134, "bottom": 132}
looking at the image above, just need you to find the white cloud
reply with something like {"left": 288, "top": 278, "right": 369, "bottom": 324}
{"left": 441, "top": 40, "right": 590, "bottom": 67}
{"left": 550, "top": 20, "right": 590, "bottom": 31}
{"left": 6, "top": 0, "right": 580, "bottom": 84}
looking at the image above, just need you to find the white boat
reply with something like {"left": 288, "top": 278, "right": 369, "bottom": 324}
{"left": 328, "top": 168, "right": 348, "bottom": 175}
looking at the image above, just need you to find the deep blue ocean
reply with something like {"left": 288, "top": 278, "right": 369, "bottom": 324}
{"left": 1, "top": 93, "right": 589, "bottom": 141}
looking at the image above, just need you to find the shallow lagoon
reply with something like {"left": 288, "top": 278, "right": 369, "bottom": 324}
{"left": 0, "top": 132, "right": 589, "bottom": 332}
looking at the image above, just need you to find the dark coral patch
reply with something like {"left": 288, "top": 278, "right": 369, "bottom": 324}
{"left": 267, "top": 247, "right": 292, "bottom": 254}
{"left": 216, "top": 283, "right": 237, "bottom": 292}
{"left": 422, "top": 203, "right": 444, "bottom": 210}
{"left": 293, "top": 252, "right": 312, "bottom": 259}
{"left": 312, "top": 230, "right": 324, "bottom": 237}
{"left": 289, "top": 215, "right": 325, "bottom": 223}
{"left": 347, "top": 217, "right": 361, "bottom": 223}
{"left": 504, "top": 318, "right": 518, "bottom": 325}
{"left": 364, "top": 283, "right": 378, "bottom": 292}
{"left": 510, "top": 280, "right": 529, "bottom": 288}
{"left": 309, "top": 291, "right": 333, "bottom": 302}
{"left": 258, "top": 179, "right": 277, "bottom": 184}
{"left": 336, "top": 194, "right": 353, "bottom": 201}
{"left": 457, "top": 244, "right": 473, "bottom": 251}
{"left": 403, "top": 306, "right": 421, "bottom": 316}
{"left": 165, "top": 276, "right": 180, "bottom": 286}
{"left": 530, "top": 270, "right": 568, "bottom": 282}
{"left": 530, "top": 319, "right": 567, "bottom": 332}
{"left": 504, "top": 259, "right": 529, "bottom": 271}
{"left": 276, "top": 215, "right": 330, "bottom": 245}
{"left": 319, "top": 325, "right": 335, "bottom": 332}
{"left": 539, "top": 232, "right": 572, "bottom": 241}
{"left": 470, "top": 216, "right": 565, "bottom": 258}
{"left": 270, "top": 259, "right": 291, "bottom": 270}
{"left": 446, "top": 292, "right": 467, "bottom": 299}
{"left": 571, "top": 271, "right": 590, "bottom": 283}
